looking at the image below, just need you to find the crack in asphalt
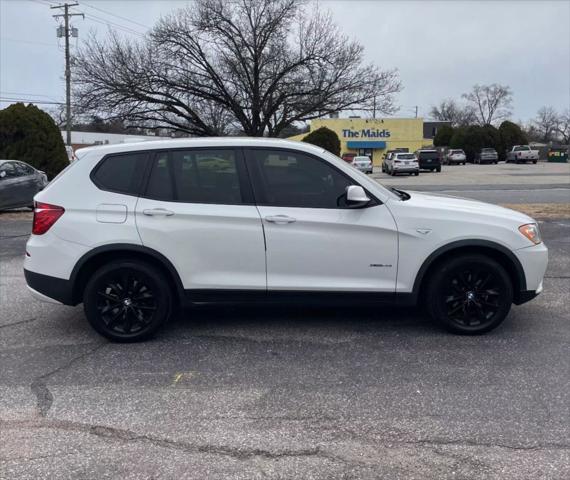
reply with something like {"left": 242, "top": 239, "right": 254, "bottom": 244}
{"left": 2, "top": 418, "right": 569, "bottom": 460}
{"left": 29, "top": 343, "right": 106, "bottom": 417}
{"left": 0, "top": 419, "right": 329, "bottom": 462}
{"left": 0, "top": 317, "right": 37, "bottom": 329}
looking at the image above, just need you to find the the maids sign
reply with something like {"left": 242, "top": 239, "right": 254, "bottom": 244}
{"left": 342, "top": 128, "right": 391, "bottom": 138}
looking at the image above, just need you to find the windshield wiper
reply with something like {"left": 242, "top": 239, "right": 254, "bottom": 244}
{"left": 390, "top": 187, "right": 410, "bottom": 201}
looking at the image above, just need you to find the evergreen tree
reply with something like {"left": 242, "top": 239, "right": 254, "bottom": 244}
{"left": 302, "top": 127, "right": 341, "bottom": 156}
{"left": 0, "top": 103, "right": 68, "bottom": 179}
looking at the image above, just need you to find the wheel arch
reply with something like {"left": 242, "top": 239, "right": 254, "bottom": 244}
{"left": 413, "top": 240, "right": 527, "bottom": 304}
{"left": 70, "top": 244, "right": 184, "bottom": 306}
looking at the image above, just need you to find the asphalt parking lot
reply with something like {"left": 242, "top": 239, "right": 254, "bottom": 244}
{"left": 1, "top": 161, "right": 569, "bottom": 479}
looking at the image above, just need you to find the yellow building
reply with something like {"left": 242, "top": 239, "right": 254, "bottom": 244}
{"left": 290, "top": 117, "right": 435, "bottom": 167}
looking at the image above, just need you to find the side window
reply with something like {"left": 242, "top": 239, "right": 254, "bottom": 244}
{"left": 145, "top": 149, "right": 243, "bottom": 204}
{"left": 0, "top": 163, "right": 18, "bottom": 178}
{"left": 15, "top": 163, "right": 32, "bottom": 176}
{"left": 247, "top": 149, "right": 354, "bottom": 209}
{"left": 92, "top": 152, "right": 148, "bottom": 195}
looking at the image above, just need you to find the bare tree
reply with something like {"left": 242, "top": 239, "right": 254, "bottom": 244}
{"left": 429, "top": 99, "right": 476, "bottom": 126}
{"left": 533, "top": 106, "right": 559, "bottom": 143}
{"left": 73, "top": 0, "right": 401, "bottom": 137}
{"left": 555, "top": 108, "right": 569, "bottom": 144}
{"left": 462, "top": 84, "right": 513, "bottom": 126}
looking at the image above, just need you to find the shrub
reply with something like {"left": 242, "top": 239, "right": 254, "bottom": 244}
{"left": 302, "top": 127, "right": 341, "bottom": 156}
{"left": 433, "top": 125, "right": 454, "bottom": 147}
{"left": 499, "top": 121, "right": 528, "bottom": 161}
{"left": 0, "top": 103, "right": 68, "bottom": 178}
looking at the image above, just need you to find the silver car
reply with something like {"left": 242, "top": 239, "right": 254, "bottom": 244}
{"left": 351, "top": 155, "right": 373, "bottom": 174}
{"left": 0, "top": 160, "right": 48, "bottom": 210}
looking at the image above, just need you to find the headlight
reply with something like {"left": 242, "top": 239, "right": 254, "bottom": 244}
{"left": 519, "top": 223, "right": 542, "bottom": 245}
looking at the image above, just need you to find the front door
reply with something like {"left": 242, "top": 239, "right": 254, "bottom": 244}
{"left": 244, "top": 148, "right": 398, "bottom": 292}
{"left": 135, "top": 148, "right": 266, "bottom": 291}
{"left": 0, "top": 162, "right": 26, "bottom": 208}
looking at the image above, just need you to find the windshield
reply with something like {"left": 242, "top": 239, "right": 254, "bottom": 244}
{"left": 514, "top": 146, "right": 529, "bottom": 151}
{"left": 482, "top": 148, "right": 496, "bottom": 153}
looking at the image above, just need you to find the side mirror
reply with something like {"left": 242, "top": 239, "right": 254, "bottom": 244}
{"left": 346, "top": 185, "right": 371, "bottom": 207}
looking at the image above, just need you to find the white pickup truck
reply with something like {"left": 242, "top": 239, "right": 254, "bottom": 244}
{"left": 506, "top": 145, "right": 539, "bottom": 164}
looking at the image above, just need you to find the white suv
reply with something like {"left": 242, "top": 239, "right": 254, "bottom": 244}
{"left": 387, "top": 152, "right": 419, "bottom": 176}
{"left": 24, "top": 138, "right": 548, "bottom": 342}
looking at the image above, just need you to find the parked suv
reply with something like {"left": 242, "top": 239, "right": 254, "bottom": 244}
{"left": 388, "top": 152, "right": 419, "bottom": 176}
{"left": 415, "top": 149, "right": 442, "bottom": 172}
{"left": 445, "top": 149, "right": 466, "bottom": 165}
{"left": 25, "top": 138, "right": 547, "bottom": 341}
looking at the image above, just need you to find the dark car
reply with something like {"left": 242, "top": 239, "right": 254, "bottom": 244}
{"left": 475, "top": 148, "right": 499, "bottom": 164}
{"left": 415, "top": 149, "right": 442, "bottom": 172}
{"left": 0, "top": 160, "right": 48, "bottom": 210}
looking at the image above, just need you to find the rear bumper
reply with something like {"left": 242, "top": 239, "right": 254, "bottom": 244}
{"left": 393, "top": 167, "right": 419, "bottom": 173}
{"left": 24, "top": 269, "right": 75, "bottom": 305}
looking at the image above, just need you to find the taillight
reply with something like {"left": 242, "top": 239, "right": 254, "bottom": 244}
{"left": 32, "top": 202, "right": 65, "bottom": 235}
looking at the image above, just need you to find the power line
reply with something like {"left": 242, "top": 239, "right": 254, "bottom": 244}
{"left": 82, "top": 13, "right": 146, "bottom": 37}
{"left": 0, "top": 37, "right": 59, "bottom": 47}
{"left": 0, "top": 91, "right": 62, "bottom": 102}
{"left": 0, "top": 97, "right": 66, "bottom": 105}
{"left": 81, "top": 1, "right": 152, "bottom": 30}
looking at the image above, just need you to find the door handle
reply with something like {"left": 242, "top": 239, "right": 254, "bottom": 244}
{"left": 264, "top": 215, "right": 296, "bottom": 224}
{"left": 143, "top": 208, "right": 174, "bottom": 216}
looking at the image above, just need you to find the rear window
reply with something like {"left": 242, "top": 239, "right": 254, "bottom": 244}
{"left": 92, "top": 152, "right": 149, "bottom": 195}
{"left": 482, "top": 148, "right": 495, "bottom": 152}
{"left": 145, "top": 149, "right": 243, "bottom": 205}
{"left": 514, "top": 146, "right": 530, "bottom": 151}
{"left": 418, "top": 151, "right": 439, "bottom": 159}
{"left": 396, "top": 154, "right": 416, "bottom": 160}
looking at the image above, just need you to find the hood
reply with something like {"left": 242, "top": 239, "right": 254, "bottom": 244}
{"left": 403, "top": 191, "right": 533, "bottom": 224}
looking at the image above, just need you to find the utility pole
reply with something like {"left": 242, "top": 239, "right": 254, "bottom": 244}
{"left": 414, "top": 106, "right": 418, "bottom": 118}
{"left": 51, "top": 3, "right": 83, "bottom": 147}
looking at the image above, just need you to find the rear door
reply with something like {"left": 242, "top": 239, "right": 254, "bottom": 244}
{"left": 244, "top": 148, "right": 398, "bottom": 292}
{"left": 135, "top": 148, "right": 266, "bottom": 291}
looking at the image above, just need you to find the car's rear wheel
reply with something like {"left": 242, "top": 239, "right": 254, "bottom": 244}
{"left": 426, "top": 254, "right": 513, "bottom": 335}
{"left": 83, "top": 260, "right": 172, "bottom": 342}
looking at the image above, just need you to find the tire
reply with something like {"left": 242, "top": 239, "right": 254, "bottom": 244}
{"left": 83, "top": 260, "right": 173, "bottom": 342}
{"left": 533, "top": 160, "right": 537, "bottom": 164}
{"left": 414, "top": 172, "right": 419, "bottom": 176}
{"left": 436, "top": 166, "right": 441, "bottom": 172}
{"left": 425, "top": 254, "right": 513, "bottom": 335}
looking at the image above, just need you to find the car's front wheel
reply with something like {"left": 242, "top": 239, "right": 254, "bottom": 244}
{"left": 83, "top": 260, "right": 173, "bottom": 342}
{"left": 426, "top": 254, "right": 513, "bottom": 335}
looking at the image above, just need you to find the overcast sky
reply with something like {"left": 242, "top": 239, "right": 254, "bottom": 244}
{"left": 1, "top": 0, "right": 569, "bottom": 123}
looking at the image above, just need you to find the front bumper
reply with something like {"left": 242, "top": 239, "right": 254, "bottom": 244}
{"left": 513, "top": 242, "right": 548, "bottom": 304}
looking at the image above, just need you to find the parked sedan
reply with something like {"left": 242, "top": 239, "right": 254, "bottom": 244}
{"left": 475, "top": 148, "right": 499, "bottom": 164}
{"left": 445, "top": 149, "right": 466, "bottom": 165}
{"left": 351, "top": 155, "right": 373, "bottom": 174}
{"left": 0, "top": 160, "right": 48, "bottom": 210}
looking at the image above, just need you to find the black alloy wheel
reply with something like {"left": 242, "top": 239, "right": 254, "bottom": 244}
{"left": 426, "top": 254, "right": 513, "bottom": 334}
{"left": 84, "top": 260, "right": 172, "bottom": 342}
